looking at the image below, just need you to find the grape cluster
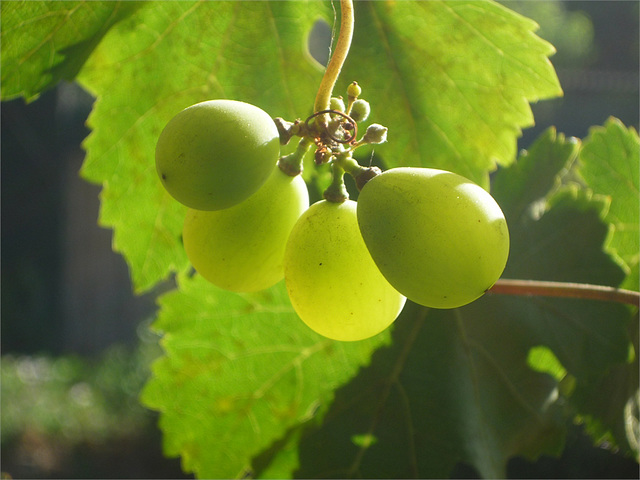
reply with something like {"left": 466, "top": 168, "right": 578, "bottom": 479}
{"left": 155, "top": 93, "right": 509, "bottom": 342}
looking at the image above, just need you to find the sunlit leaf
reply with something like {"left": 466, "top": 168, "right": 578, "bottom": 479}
{"left": 341, "top": 0, "right": 562, "bottom": 186}
{"left": 0, "top": 1, "right": 140, "bottom": 101}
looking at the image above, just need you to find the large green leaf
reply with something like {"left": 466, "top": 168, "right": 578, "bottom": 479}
{"left": 341, "top": 0, "right": 562, "bottom": 186}
{"left": 294, "top": 303, "right": 565, "bottom": 479}
{"left": 0, "top": 1, "right": 140, "bottom": 101}
{"left": 140, "top": 274, "right": 390, "bottom": 479}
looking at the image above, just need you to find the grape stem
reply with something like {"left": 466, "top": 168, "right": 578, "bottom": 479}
{"left": 278, "top": 136, "right": 314, "bottom": 176}
{"left": 313, "top": 0, "right": 354, "bottom": 129}
{"left": 488, "top": 279, "right": 640, "bottom": 307}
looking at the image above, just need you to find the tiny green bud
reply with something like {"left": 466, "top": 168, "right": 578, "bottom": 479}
{"left": 349, "top": 99, "right": 370, "bottom": 123}
{"left": 347, "top": 81, "right": 361, "bottom": 99}
{"left": 330, "top": 97, "right": 346, "bottom": 112}
{"left": 362, "top": 124, "right": 388, "bottom": 144}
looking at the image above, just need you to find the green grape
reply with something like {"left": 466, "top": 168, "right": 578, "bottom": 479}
{"left": 156, "top": 99, "right": 280, "bottom": 210}
{"left": 284, "top": 200, "right": 406, "bottom": 341}
{"left": 183, "top": 167, "right": 309, "bottom": 292}
{"left": 357, "top": 167, "right": 509, "bottom": 309}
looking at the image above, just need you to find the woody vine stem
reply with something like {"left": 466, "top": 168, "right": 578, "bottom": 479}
{"left": 315, "top": 0, "right": 639, "bottom": 308}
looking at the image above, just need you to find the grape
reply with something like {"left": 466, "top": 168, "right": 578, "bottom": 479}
{"left": 183, "top": 167, "right": 309, "bottom": 292}
{"left": 155, "top": 99, "right": 280, "bottom": 210}
{"left": 284, "top": 200, "right": 406, "bottom": 341}
{"left": 357, "top": 167, "right": 509, "bottom": 309}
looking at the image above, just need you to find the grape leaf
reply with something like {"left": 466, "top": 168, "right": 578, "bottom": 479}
{"left": 496, "top": 124, "right": 638, "bottom": 457}
{"left": 340, "top": 0, "right": 563, "bottom": 186}
{"left": 578, "top": 117, "right": 640, "bottom": 290}
{"left": 140, "top": 274, "right": 390, "bottom": 479}
{"left": 491, "top": 126, "right": 580, "bottom": 223}
{"left": 570, "top": 319, "right": 638, "bottom": 457}
{"left": 554, "top": 120, "right": 640, "bottom": 457}
{"left": 75, "top": 1, "right": 330, "bottom": 292}
{"left": 495, "top": 130, "right": 630, "bottom": 382}
{"left": 0, "top": 1, "right": 140, "bottom": 101}
{"left": 294, "top": 303, "right": 564, "bottom": 479}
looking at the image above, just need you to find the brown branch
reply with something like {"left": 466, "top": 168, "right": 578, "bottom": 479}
{"left": 488, "top": 279, "right": 640, "bottom": 307}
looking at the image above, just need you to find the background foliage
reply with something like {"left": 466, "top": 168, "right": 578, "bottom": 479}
{"left": 2, "top": 1, "right": 638, "bottom": 478}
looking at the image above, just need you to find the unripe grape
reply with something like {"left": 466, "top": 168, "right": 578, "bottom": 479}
{"left": 357, "top": 167, "right": 509, "bottom": 309}
{"left": 284, "top": 200, "right": 406, "bottom": 341}
{"left": 156, "top": 99, "right": 280, "bottom": 210}
{"left": 183, "top": 167, "right": 309, "bottom": 292}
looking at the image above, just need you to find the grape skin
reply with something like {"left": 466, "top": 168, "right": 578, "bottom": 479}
{"left": 183, "top": 167, "right": 309, "bottom": 292}
{"left": 155, "top": 99, "right": 280, "bottom": 211}
{"left": 357, "top": 167, "right": 510, "bottom": 309}
{"left": 284, "top": 200, "right": 406, "bottom": 341}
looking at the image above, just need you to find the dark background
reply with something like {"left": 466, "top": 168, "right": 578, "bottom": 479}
{"left": 2, "top": 1, "right": 638, "bottom": 478}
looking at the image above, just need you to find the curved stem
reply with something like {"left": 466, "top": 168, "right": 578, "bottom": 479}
{"left": 313, "top": 0, "right": 354, "bottom": 128}
{"left": 488, "top": 279, "right": 640, "bottom": 307}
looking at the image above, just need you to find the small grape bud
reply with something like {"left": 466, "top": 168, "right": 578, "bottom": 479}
{"left": 330, "top": 97, "right": 346, "bottom": 112}
{"left": 362, "top": 124, "right": 388, "bottom": 144}
{"left": 347, "top": 81, "right": 361, "bottom": 99}
{"left": 349, "top": 99, "right": 370, "bottom": 123}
